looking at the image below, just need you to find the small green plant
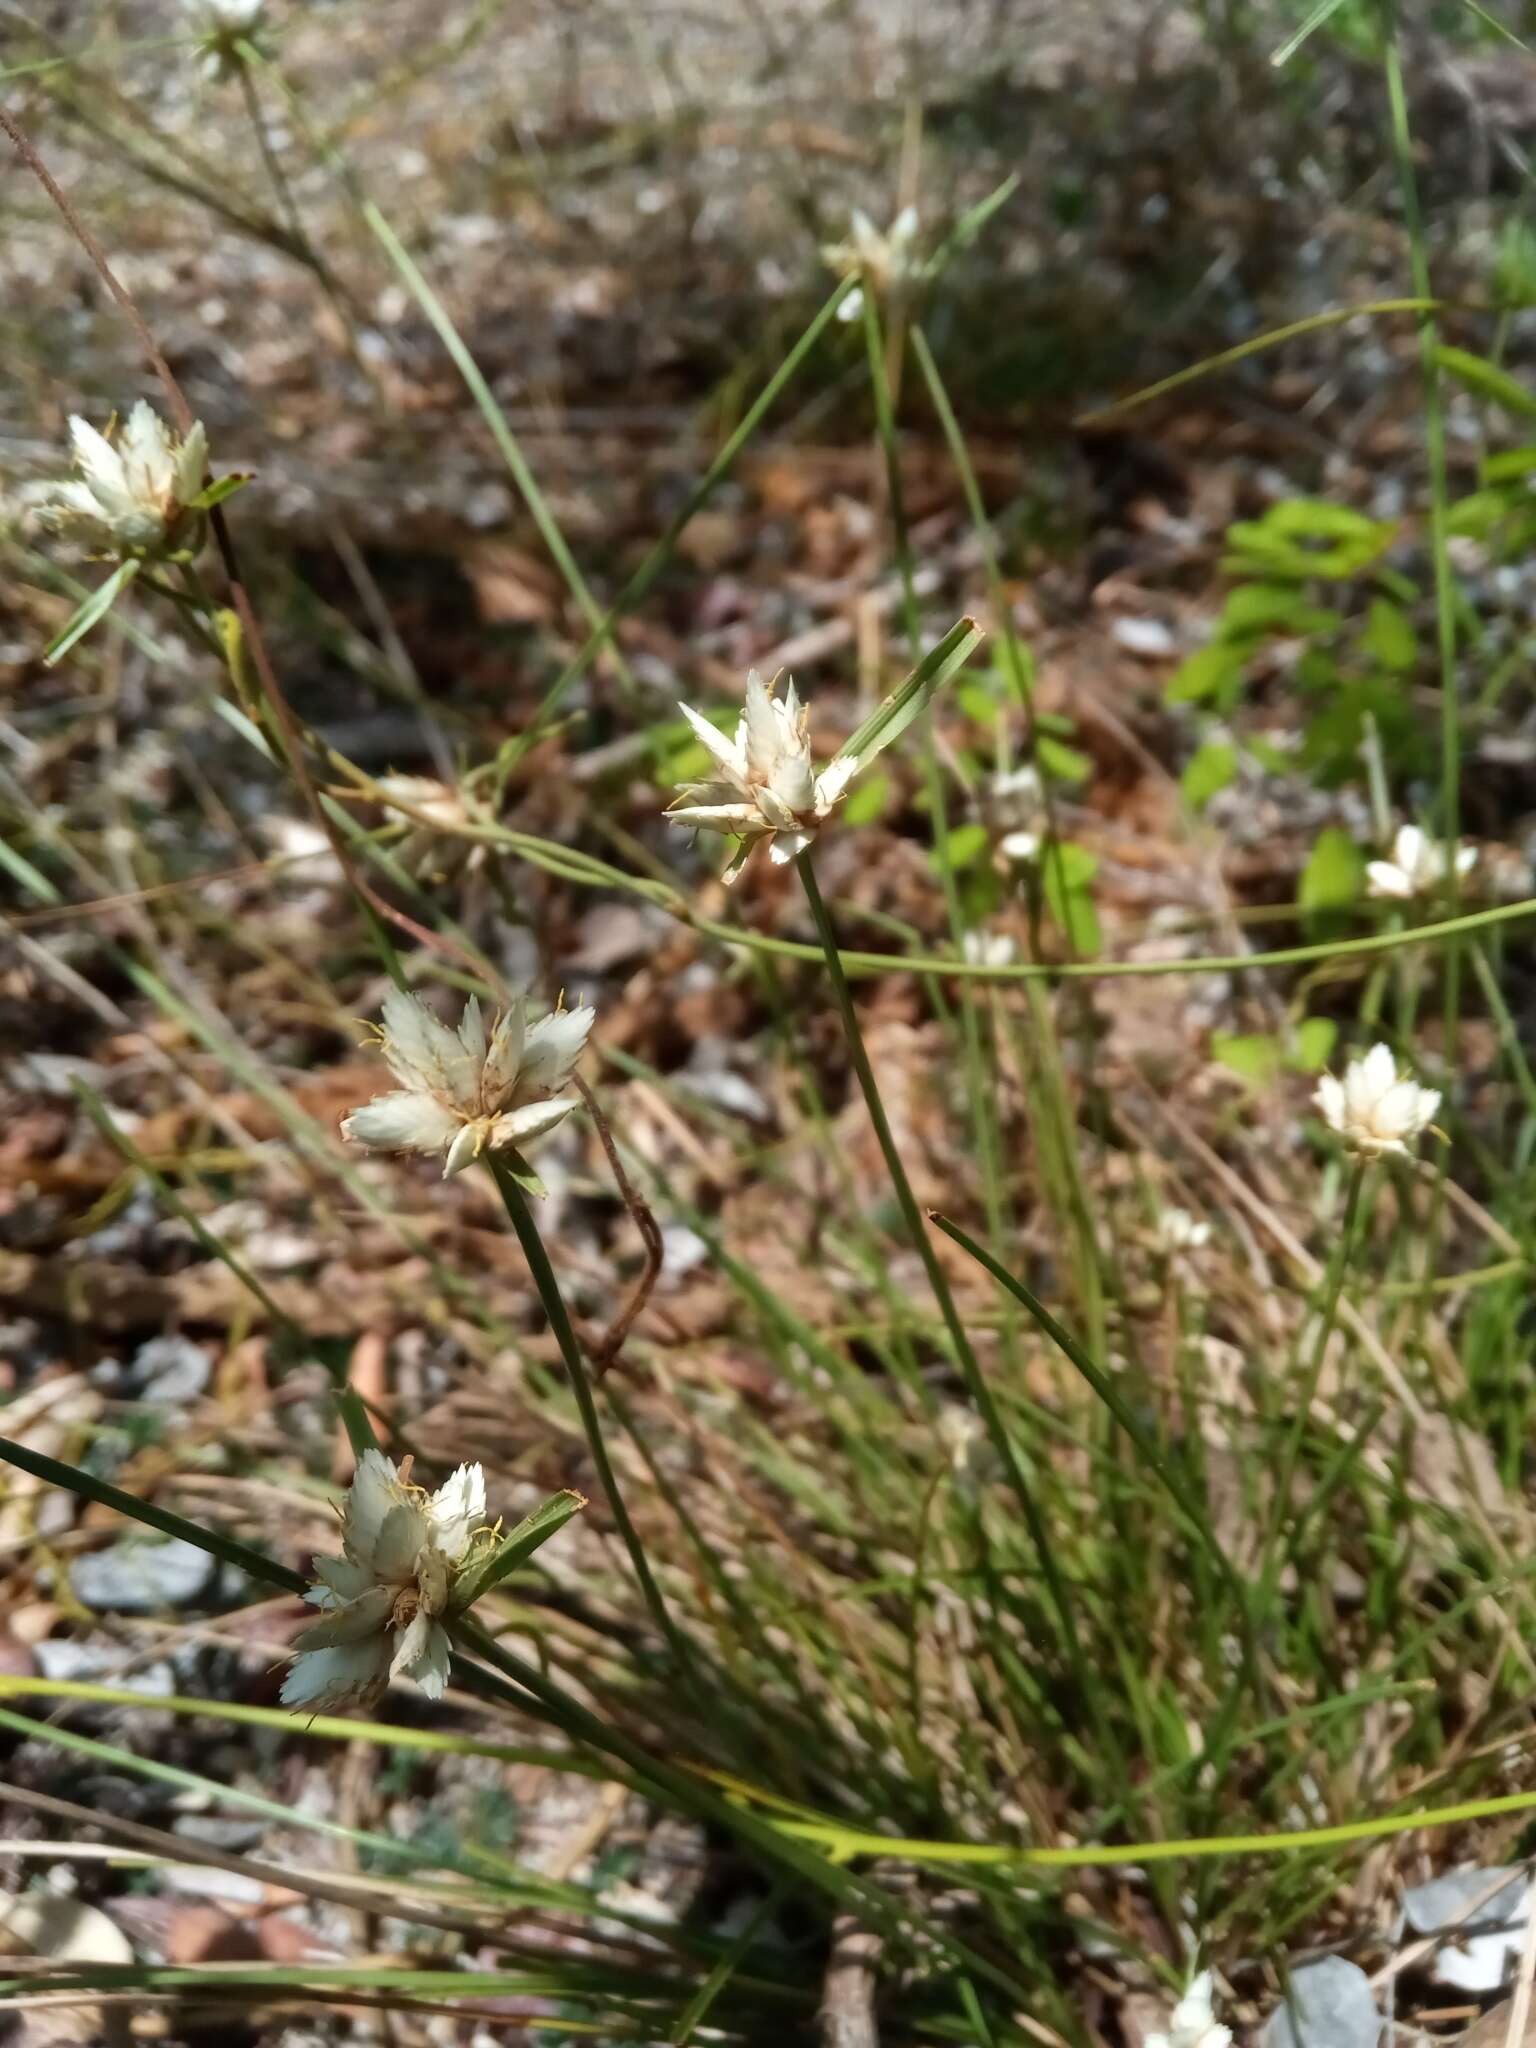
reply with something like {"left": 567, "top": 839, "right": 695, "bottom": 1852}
{"left": 1166, "top": 496, "right": 1434, "bottom": 786}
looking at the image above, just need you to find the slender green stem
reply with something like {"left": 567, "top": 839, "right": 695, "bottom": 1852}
{"left": 236, "top": 58, "right": 307, "bottom": 256}
{"left": 294, "top": 791, "right": 1536, "bottom": 983}
{"left": 1381, "top": 5, "right": 1463, "bottom": 1330}
{"left": 520, "top": 275, "right": 856, "bottom": 739}
{"left": 179, "top": 563, "right": 410, "bottom": 990}
{"left": 793, "top": 849, "right": 1102, "bottom": 1728}
{"left": 1380, "top": 18, "right": 1459, "bottom": 869}
{"left": 486, "top": 1158, "right": 689, "bottom": 1671}
{"left": 860, "top": 289, "right": 1012, "bottom": 1353}
{"left": 1259, "top": 1158, "right": 1369, "bottom": 1605}
{"left": 365, "top": 201, "right": 638, "bottom": 702}
{"left": 0, "top": 1433, "right": 308, "bottom": 1595}
{"left": 1470, "top": 937, "right": 1536, "bottom": 1123}
{"left": 71, "top": 1079, "right": 300, "bottom": 1337}
{"left": 859, "top": 288, "right": 920, "bottom": 643}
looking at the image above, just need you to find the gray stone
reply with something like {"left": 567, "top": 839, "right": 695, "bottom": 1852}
{"left": 1403, "top": 1866, "right": 1526, "bottom": 1935}
{"left": 1402, "top": 1867, "right": 1530, "bottom": 1993}
{"left": 1262, "top": 1958, "right": 1380, "bottom": 2048}
{"left": 130, "top": 1334, "right": 212, "bottom": 1403}
{"left": 70, "top": 1538, "right": 220, "bottom": 1614}
{"left": 174, "top": 1814, "right": 268, "bottom": 1852}
{"left": 1112, "top": 615, "right": 1177, "bottom": 659}
{"left": 162, "top": 1863, "right": 267, "bottom": 1905}
{"left": 32, "top": 1638, "right": 176, "bottom": 1697}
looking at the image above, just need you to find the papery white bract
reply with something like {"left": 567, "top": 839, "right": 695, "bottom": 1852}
{"left": 1314, "top": 1042, "right": 1440, "bottom": 1158}
{"left": 1366, "top": 824, "right": 1475, "bottom": 900}
{"left": 822, "top": 206, "right": 921, "bottom": 320}
{"left": 1146, "top": 1972, "right": 1233, "bottom": 2048}
{"left": 342, "top": 988, "right": 592, "bottom": 1177}
{"left": 669, "top": 670, "right": 865, "bottom": 882}
{"left": 41, "top": 402, "right": 209, "bottom": 557}
{"left": 282, "top": 1451, "right": 488, "bottom": 1712}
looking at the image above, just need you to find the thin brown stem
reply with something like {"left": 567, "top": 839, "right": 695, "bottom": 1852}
{"left": 0, "top": 105, "right": 468, "bottom": 984}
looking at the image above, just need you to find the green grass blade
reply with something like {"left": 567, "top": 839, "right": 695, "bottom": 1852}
{"left": 927, "top": 1211, "right": 1237, "bottom": 1581}
{"left": 451, "top": 1488, "right": 587, "bottom": 1609}
{"left": 523, "top": 274, "right": 857, "bottom": 736}
{"left": 0, "top": 1432, "right": 307, "bottom": 1593}
{"left": 70, "top": 1077, "right": 300, "bottom": 1336}
{"left": 839, "top": 616, "right": 984, "bottom": 770}
{"left": 0, "top": 1675, "right": 609, "bottom": 1778}
{"left": 363, "top": 200, "right": 637, "bottom": 696}
{"left": 43, "top": 556, "right": 139, "bottom": 665}
{"left": 1077, "top": 299, "right": 1440, "bottom": 424}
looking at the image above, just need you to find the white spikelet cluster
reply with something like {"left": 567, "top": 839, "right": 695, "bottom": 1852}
{"left": 670, "top": 671, "right": 862, "bottom": 882}
{"left": 821, "top": 206, "right": 921, "bottom": 322}
{"left": 1146, "top": 1973, "right": 1233, "bottom": 2048}
{"left": 1366, "top": 824, "right": 1475, "bottom": 901}
{"left": 41, "top": 403, "right": 209, "bottom": 558}
{"left": 282, "top": 1452, "right": 488, "bottom": 1711}
{"left": 342, "top": 988, "right": 592, "bottom": 1178}
{"left": 1314, "top": 1042, "right": 1440, "bottom": 1158}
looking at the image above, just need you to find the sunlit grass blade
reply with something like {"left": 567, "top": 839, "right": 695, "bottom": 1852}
{"left": 0, "top": 1704, "right": 528, "bottom": 1888}
{"left": 759, "top": 1779, "right": 1536, "bottom": 1868}
{"left": 1269, "top": 0, "right": 1352, "bottom": 66}
{"left": 363, "top": 200, "right": 638, "bottom": 693}
{"left": 451, "top": 1488, "right": 588, "bottom": 1609}
{"left": 43, "top": 556, "right": 138, "bottom": 664}
{"left": 1076, "top": 299, "right": 1439, "bottom": 424}
{"left": 0, "top": 1432, "right": 307, "bottom": 1593}
{"left": 925, "top": 1210, "right": 1242, "bottom": 1588}
{"left": 839, "top": 615, "right": 984, "bottom": 768}
{"left": 0, "top": 1675, "right": 610, "bottom": 1779}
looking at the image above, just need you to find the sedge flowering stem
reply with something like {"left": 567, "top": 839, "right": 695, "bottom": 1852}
{"left": 792, "top": 848, "right": 1108, "bottom": 1746}
{"left": 487, "top": 1158, "right": 690, "bottom": 1674}
{"left": 1259, "top": 1158, "right": 1369, "bottom": 1606}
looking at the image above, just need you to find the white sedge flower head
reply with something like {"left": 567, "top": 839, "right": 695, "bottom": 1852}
{"left": 670, "top": 670, "right": 862, "bottom": 883}
{"left": 185, "top": 0, "right": 264, "bottom": 22}
{"left": 962, "top": 930, "right": 1017, "bottom": 968}
{"left": 342, "top": 987, "right": 592, "bottom": 1177}
{"left": 1156, "top": 1206, "right": 1211, "bottom": 1254}
{"left": 1000, "top": 829, "right": 1042, "bottom": 867}
{"left": 1366, "top": 824, "right": 1476, "bottom": 900}
{"left": 282, "top": 1452, "right": 487, "bottom": 1711}
{"left": 989, "top": 762, "right": 1043, "bottom": 826}
{"left": 1314, "top": 1042, "right": 1440, "bottom": 1158}
{"left": 42, "top": 402, "right": 209, "bottom": 557}
{"left": 822, "top": 205, "right": 921, "bottom": 321}
{"left": 1146, "top": 1972, "right": 1232, "bottom": 2048}
{"left": 183, "top": 0, "right": 264, "bottom": 79}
